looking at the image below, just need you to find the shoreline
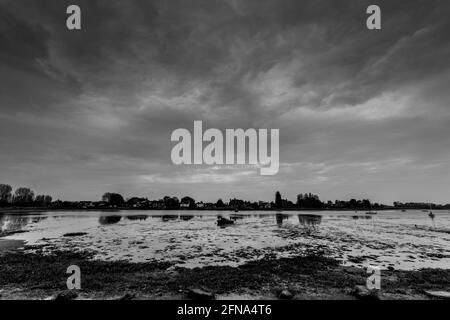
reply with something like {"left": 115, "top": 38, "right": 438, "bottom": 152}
{"left": 2, "top": 207, "right": 448, "bottom": 214}
{"left": 1, "top": 248, "right": 449, "bottom": 300}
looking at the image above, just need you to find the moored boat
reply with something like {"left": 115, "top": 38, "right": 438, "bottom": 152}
{"left": 217, "top": 216, "right": 234, "bottom": 226}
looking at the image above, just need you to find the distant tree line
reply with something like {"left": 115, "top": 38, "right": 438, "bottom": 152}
{"left": 2, "top": 182, "right": 449, "bottom": 210}
{"left": 0, "top": 184, "right": 52, "bottom": 207}
{"left": 273, "top": 191, "right": 383, "bottom": 209}
{"left": 273, "top": 191, "right": 324, "bottom": 209}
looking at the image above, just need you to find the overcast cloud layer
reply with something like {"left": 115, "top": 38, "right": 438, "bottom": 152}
{"left": 1, "top": 0, "right": 450, "bottom": 204}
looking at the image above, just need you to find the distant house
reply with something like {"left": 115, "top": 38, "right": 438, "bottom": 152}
{"left": 150, "top": 200, "right": 166, "bottom": 209}
{"left": 204, "top": 202, "right": 215, "bottom": 209}
{"left": 96, "top": 201, "right": 109, "bottom": 208}
{"left": 180, "top": 196, "right": 196, "bottom": 209}
{"left": 196, "top": 202, "right": 205, "bottom": 208}
{"left": 258, "top": 201, "right": 271, "bottom": 209}
{"left": 133, "top": 200, "right": 150, "bottom": 208}
{"left": 79, "top": 201, "right": 95, "bottom": 209}
{"left": 127, "top": 197, "right": 149, "bottom": 208}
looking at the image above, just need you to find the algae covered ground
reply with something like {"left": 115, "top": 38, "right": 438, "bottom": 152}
{"left": 1, "top": 246, "right": 449, "bottom": 300}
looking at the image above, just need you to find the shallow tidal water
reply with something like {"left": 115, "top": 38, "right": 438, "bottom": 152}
{"left": 1, "top": 210, "right": 450, "bottom": 270}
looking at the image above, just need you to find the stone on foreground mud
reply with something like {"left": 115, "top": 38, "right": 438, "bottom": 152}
{"left": 352, "top": 285, "right": 379, "bottom": 300}
{"left": 54, "top": 290, "right": 78, "bottom": 300}
{"left": 187, "top": 288, "right": 215, "bottom": 300}
{"left": 424, "top": 290, "right": 450, "bottom": 300}
{"left": 278, "top": 289, "right": 294, "bottom": 300}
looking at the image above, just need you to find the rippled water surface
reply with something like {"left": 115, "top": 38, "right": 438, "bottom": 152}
{"left": 1, "top": 210, "right": 450, "bottom": 270}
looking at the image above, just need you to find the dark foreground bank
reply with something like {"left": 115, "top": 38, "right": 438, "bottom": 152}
{"left": 1, "top": 246, "right": 450, "bottom": 300}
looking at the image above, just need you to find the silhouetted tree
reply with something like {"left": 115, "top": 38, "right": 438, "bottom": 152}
{"left": 362, "top": 199, "right": 371, "bottom": 208}
{"left": 101, "top": 192, "right": 125, "bottom": 206}
{"left": 0, "top": 184, "right": 12, "bottom": 206}
{"left": 126, "top": 197, "right": 148, "bottom": 207}
{"left": 13, "top": 187, "right": 35, "bottom": 206}
{"left": 275, "top": 191, "right": 282, "bottom": 208}
{"left": 44, "top": 195, "right": 52, "bottom": 204}
{"left": 296, "top": 193, "right": 323, "bottom": 208}
{"left": 163, "top": 196, "right": 180, "bottom": 209}
{"left": 216, "top": 198, "right": 225, "bottom": 207}
{"left": 35, "top": 195, "right": 53, "bottom": 207}
{"left": 181, "top": 196, "right": 196, "bottom": 208}
{"left": 229, "top": 198, "right": 244, "bottom": 209}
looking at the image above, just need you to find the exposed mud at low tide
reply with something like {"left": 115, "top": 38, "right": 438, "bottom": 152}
{"left": 1, "top": 210, "right": 450, "bottom": 270}
{"left": 0, "top": 239, "right": 26, "bottom": 253}
{"left": 1, "top": 249, "right": 450, "bottom": 300}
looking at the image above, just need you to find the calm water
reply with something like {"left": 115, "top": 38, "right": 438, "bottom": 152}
{"left": 1, "top": 210, "right": 450, "bottom": 270}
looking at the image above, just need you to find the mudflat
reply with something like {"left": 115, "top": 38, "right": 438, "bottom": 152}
{"left": 0, "top": 239, "right": 26, "bottom": 253}
{"left": 0, "top": 247, "right": 449, "bottom": 300}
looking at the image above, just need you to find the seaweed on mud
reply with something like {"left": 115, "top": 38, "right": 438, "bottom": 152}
{"left": 0, "top": 250, "right": 173, "bottom": 291}
{"left": 63, "top": 232, "right": 88, "bottom": 237}
{"left": 1, "top": 248, "right": 450, "bottom": 299}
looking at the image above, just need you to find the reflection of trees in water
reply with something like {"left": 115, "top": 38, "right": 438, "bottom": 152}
{"left": 230, "top": 214, "right": 244, "bottom": 221}
{"left": 126, "top": 215, "right": 148, "bottom": 221}
{"left": 162, "top": 215, "right": 178, "bottom": 222}
{"left": 297, "top": 214, "right": 322, "bottom": 231}
{"left": 99, "top": 215, "right": 122, "bottom": 225}
{"left": 0, "top": 214, "right": 48, "bottom": 235}
{"left": 352, "top": 215, "right": 372, "bottom": 220}
{"left": 276, "top": 213, "right": 289, "bottom": 226}
{"left": 0, "top": 215, "right": 34, "bottom": 233}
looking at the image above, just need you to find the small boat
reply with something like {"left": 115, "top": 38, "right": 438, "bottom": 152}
{"left": 217, "top": 216, "right": 234, "bottom": 226}
{"left": 234, "top": 207, "right": 239, "bottom": 213}
{"left": 427, "top": 204, "right": 435, "bottom": 218}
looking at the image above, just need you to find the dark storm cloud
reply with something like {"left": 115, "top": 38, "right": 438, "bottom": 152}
{"left": 3, "top": 0, "right": 449, "bottom": 111}
{"left": 1, "top": 0, "right": 450, "bottom": 202}
{"left": 0, "top": 6, "right": 49, "bottom": 73}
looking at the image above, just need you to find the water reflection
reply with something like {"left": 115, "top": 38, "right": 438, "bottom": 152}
{"left": 0, "top": 215, "right": 30, "bottom": 234}
{"left": 31, "top": 216, "right": 48, "bottom": 223}
{"left": 352, "top": 215, "right": 372, "bottom": 220}
{"left": 297, "top": 214, "right": 322, "bottom": 227}
{"left": 275, "top": 213, "right": 289, "bottom": 226}
{"left": 126, "top": 215, "right": 148, "bottom": 221}
{"left": 99, "top": 215, "right": 122, "bottom": 225}
{"left": 162, "top": 215, "right": 178, "bottom": 222}
{"left": 429, "top": 214, "right": 436, "bottom": 227}
{"left": 230, "top": 214, "right": 244, "bottom": 221}
{"left": 2, "top": 210, "right": 450, "bottom": 270}
{"left": 0, "top": 215, "right": 47, "bottom": 235}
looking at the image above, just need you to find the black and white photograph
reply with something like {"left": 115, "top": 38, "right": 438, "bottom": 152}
{"left": 1, "top": 0, "right": 450, "bottom": 308}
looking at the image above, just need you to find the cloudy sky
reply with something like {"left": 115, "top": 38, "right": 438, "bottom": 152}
{"left": 1, "top": 0, "right": 450, "bottom": 204}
